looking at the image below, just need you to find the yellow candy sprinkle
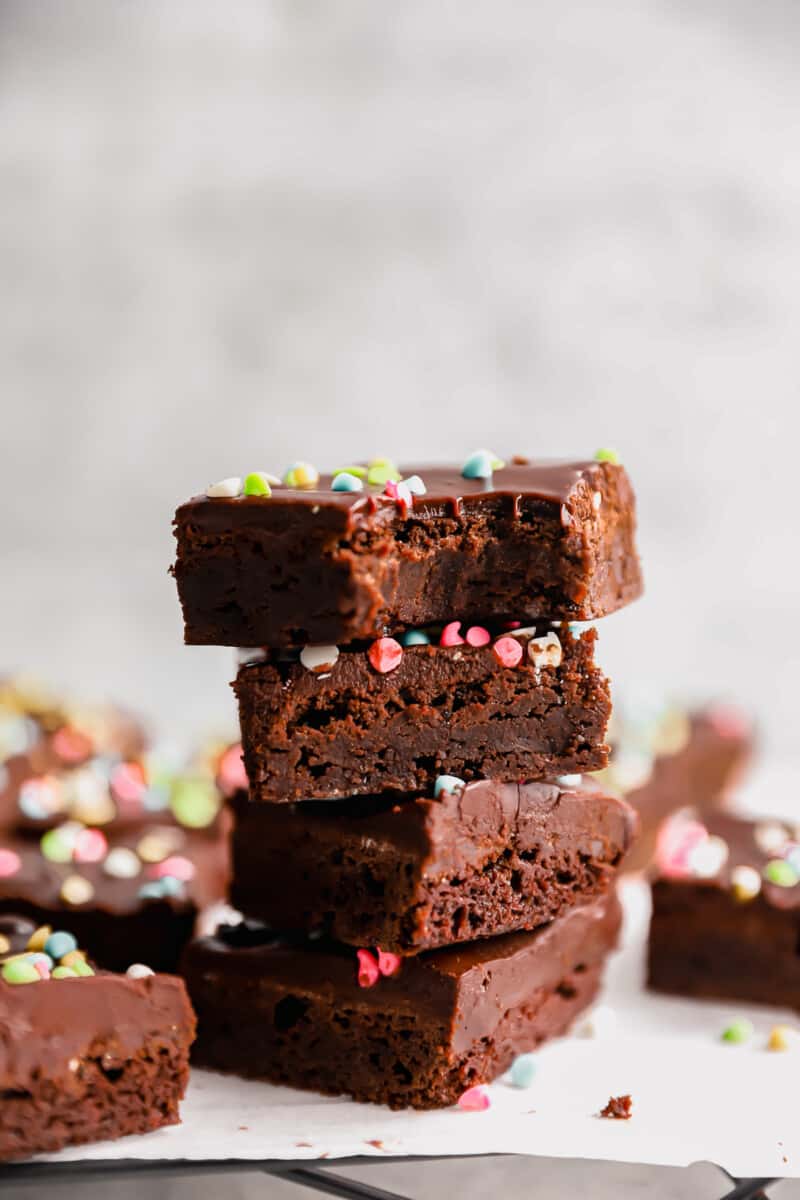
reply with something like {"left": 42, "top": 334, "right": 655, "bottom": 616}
{"left": 0, "top": 935, "right": 10, "bottom": 956}
{"left": 60, "top": 949, "right": 87, "bottom": 968}
{"left": 26, "top": 925, "right": 52, "bottom": 952}
{"left": 283, "top": 462, "right": 319, "bottom": 489}
{"left": 60, "top": 875, "right": 94, "bottom": 905}
{"left": 731, "top": 864, "right": 761, "bottom": 902}
{"left": 137, "top": 829, "right": 183, "bottom": 863}
{"left": 768, "top": 1024, "right": 798, "bottom": 1051}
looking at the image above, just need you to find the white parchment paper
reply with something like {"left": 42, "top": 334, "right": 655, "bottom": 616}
{"left": 27, "top": 861, "right": 800, "bottom": 1177}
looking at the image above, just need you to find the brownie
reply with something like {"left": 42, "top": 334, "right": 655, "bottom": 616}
{"left": 183, "top": 891, "right": 621, "bottom": 1109}
{"left": 0, "top": 821, "right": 228, "bottom": 973}
{"left": 0, "top": 730, "right": 229, "bottom": 838}
{"left": 602, "top": 703, "right": 753, "bottom": 872}
{"left": 173, "top": 458, "right": 643, "bottom": 647}
{"left": 0, "top": 914, "right": 195, "bottom": 1162}
{"left": 0, "top": 675, "right": 147, "bottom": 761}
{"left": 235, "top": 623, "right": 610, "bottom": 802}
{"left": 648, "top": 812, "right": 800, "bottom": 1008}
{"left": 230, "top": 777, "right": 637, "bottom": 952}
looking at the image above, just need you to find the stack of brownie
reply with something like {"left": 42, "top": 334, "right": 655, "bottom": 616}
{"left": 172, "top": 453, "right": 643, "bottom": 1108}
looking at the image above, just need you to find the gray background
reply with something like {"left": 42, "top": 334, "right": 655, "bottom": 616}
{"left": 1, "top": 0, "right": 798, "bottom": 755}
{"left": 1, "top": 4, "right": 799, "bottom": 1195}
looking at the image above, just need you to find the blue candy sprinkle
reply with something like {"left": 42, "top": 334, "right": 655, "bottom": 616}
{"left": 143, "top": 786, "right": 170, "bottom": 812}
{"left": 461, "top": 451, "right": 494, "bottom": 480}
{"left": 461, "top": 450, "right": 504, "bottom": 480}
{"left": 401, "top": 630, "right": 431, "bottom": 647}
{"left": 27, "top": 951, "right": 54, "bottom": 970}
{"left": 138, "top": 881, "right": 167, "bottom": 900}
{"left": 18, "top": 791, "right": 49, "bottom": 820}
{"left": 157, "top": 875, "right": 185, "bottom": 897}
{"left": 434, "top": 775, "right": 465, "bottom": 798}
{"left": 332, "top": 472, "right": 364, "bottom": 493}
{"left": 510, "top": 1053, "right": 537, "bottom": 1088}
{"left": 44, "top": 931, "right": 77, "bottom": 961}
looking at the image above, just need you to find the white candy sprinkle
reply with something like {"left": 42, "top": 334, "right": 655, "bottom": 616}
{"left": 236, "top": 647, "right": 268, "bottom": 665}
{"left": 557, "top": 774, "right": 582, "bottom": 788}
{"left": 754, "top": 822, "right": 788, "bottom": 856}
{"left": 528, "top": 632, "right": 563, "bottom": 670}
{"left": 687, "top": 834, "right": 729, "bottom": 878}
{"left": 206, "top": 477, "right": 242, "bottom": 499}
{"left": 403, "top": 475, "right": 427, "bottom": 496}
{"left": 126, "top": 963, "right": 154, "bottom": 979}
{"left": 592, "top": 491, "right": 602, "bottom": 511}
{"left": 103, "top": 847, "right": 142, "bottom": 879}
{"left": 299, "top": 644, "right": 340, "bottom": 674}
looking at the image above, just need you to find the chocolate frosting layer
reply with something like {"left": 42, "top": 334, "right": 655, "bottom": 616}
{"left": 233, "top": 777, "right": 638, "bottom": 875}
{"left": 179, "top": 460, "right": 613, "bottom": 530}
{"left": 0, "top": 967, "right": 193, "bottom": 1085}
{"left": 185, "top": 891, "right": 621, "bottom": 1051}
{"left": 656, "top": 811, "right": 800, "bottom": 911}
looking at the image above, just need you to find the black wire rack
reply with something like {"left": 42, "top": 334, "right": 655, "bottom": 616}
{"left": 0, "top": 1156, "right": 783, "bottom": 1198}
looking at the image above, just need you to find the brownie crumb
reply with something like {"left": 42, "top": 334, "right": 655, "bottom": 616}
{"left": 600, "top": 1094, "right": 632, "bottom": 1120}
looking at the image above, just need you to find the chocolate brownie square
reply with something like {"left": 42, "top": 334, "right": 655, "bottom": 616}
{"left": 183, "top": 891, "right": 621, "bottom": 1109}
{"left": 0, "top": 914, "right": 194, "bottom": 1161}
{"left": 230, "top": 777, "right": 636, "bottom": 952}
{"left": 173, "top": 457, "right": 642, "bottom": 647}
{"left": 235, "top": 623, "right": 610, "bottom": 801}
{"left": 649, "top": 812, "right": 800, "bottom": 1008}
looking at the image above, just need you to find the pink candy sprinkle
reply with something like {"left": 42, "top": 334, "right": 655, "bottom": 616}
{"left": 465, "top": 626, "right": 491, "bottom": 647}
{"left": 218, "top": 744, "right": 249, "bottom": 796}
{"left": 492, "top": 636, "right": 523, "bottom": 668}
{"left": 705, "top": 703, "right": 751, "bottom": 740}
{"left": 110, "top": 762, "right": 147, "bottom": 806}
{"left": 34, "top": 959, "right": 51, "bottom": 980}
{"left": 73, "top": 828, "right": 108, "bottom": 864}
{"left": 655, "top": 816, "right": 709, "bottom": 877}
{"left": 51, "top": 726, "right": 93, "bottom": 765}
{"left": 0, "top": 849, "right": 21, "bottom": 878}
{"left": 384, "top": 480, "right": 412, "bottom": 505}
{"left": 150, "top": 855, "right": 196, "bottom": 882}
{"left": 377, "top": 949, "right": 401, "bottom": 977}
{"left": 440, "top": 622, "right": 465, "bottom": 647}
{"left": 368, "top": 638, "right": 403, "bottom": 674}
{"left": 458, "top": 1085, "right": 491, "bottom": 1111}
{"left": 357, "top": 948, "right": 380, "bottom": 988}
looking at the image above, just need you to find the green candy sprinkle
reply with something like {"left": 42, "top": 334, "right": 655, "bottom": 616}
{"left": 170, "top": 777, "right": 220, "bottom": 830}
{"left": 367, "top": 464, "right": 401, "bottom": 486}
{"left": 2, "top": 959, "right": 40, "bottom": 985}
{"left": 333, "top": 465, "right": 367, "bottom": 479}
{"left": 721, "top": 1018, "right": 754, "bottom": 1044}
{"left": 52, "top": 965, "right": 78, "bottom": 979}
{"left": 40, "top": 828, "right": 73, "bottom": 864}
{"left": 71, "top": 958, "right": 95, "bottom": 977}
{"left": 764, "top": 859, "right": 799, "bottom": 888}
{"left": 243, "top": 473, "right": 272, "bottom": 497}
{"left": 594, "top": 448, "right": 620, "bottom": 464}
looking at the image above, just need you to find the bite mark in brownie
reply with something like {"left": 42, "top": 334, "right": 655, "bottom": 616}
{"left": 182, "top": 892, "right": 621, "bottom": 1109}
{"left": 230, "top": 778, "right": 637, "bottom": 952}
{"left": 235, "top": 624, "right": 610, "bottom": 802}
{"left": 173, "top": 459, "right": 643, "bottom": 647}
